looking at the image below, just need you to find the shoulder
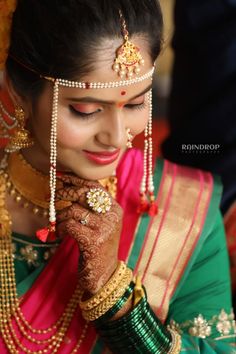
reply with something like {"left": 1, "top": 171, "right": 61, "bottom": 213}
{"left": 155, "top": 157, "right": 222, "bottom": 236}
{"left": 156, "top": 157, "right": 222, "bottom": 200}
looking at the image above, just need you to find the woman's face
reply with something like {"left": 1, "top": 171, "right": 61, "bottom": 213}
{"left": 25, "top": 37, "right": 154, "bottom": 180}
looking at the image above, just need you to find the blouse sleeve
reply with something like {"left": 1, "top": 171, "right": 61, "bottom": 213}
{"left": 167, "top": 210, "right": 236, "bottom": 352}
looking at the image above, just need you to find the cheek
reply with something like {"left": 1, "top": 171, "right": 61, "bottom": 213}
{"left": 129, "top": 108, "right": 149, "bottom": 136}
{"left": 56, "top": 116, "right": 92, "bottom": 149}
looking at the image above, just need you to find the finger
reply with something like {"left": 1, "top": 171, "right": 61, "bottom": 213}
{"left": 57, "top": 203, "right": 100, "bottom": 229}
{"left": 57, "top": 219, "right": 100, "bottom": 257}
{"left": 56, "top": 218, "right": 92, "bottom": 244}
{"left": 56, "top": 186, "right": 89, "bottom": 206}
{"left": 56, "top": 184, "right": 117, "bottom": 213}
{"left": 57, "top": 174, "right": 100, "bottom": 188}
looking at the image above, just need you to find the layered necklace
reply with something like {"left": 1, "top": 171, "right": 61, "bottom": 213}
{"left": 0, "top": 152, "right": 117, "bottom": 353}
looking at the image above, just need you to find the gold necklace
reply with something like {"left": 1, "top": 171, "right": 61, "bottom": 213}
{"left": 0, "top": 171, "right": 89, "bottom": 353}
{"left": 6, "top": 152, "right": 72, "bottom": 218}
{"left": 0, "top": 153, "right": 117, "bottom": 353}
{"left": 6, "top": 152, "right": 117, "bottom": 218}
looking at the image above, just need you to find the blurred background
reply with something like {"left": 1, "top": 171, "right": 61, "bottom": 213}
{"left": 134, "top": 0, "right": 174, "bottom": 155}
{"left": 134, "top": 0, "right": 236, "bottom": 306}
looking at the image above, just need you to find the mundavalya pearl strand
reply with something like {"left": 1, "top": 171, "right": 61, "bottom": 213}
{"left": 55, "top": 67, "right": 154, "bottom": 89}
{"left": 138, "top": 89, "right": 157, "bottom": 215}
{"left": 147, "top": 91, "right": 154, "bottom": 197}
{"left": 37, "top": 69, "right": 156, "bottom": 236}
{"left": 49, "top": 80, "right": 58, "bottom": 232}
{"left": 147, "top": 89, "right": 157, "bottom": 215}
{"left": 36, "top": 80, "right": 58, "bottom": 242}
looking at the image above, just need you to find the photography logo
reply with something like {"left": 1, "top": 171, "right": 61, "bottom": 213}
{"left": 181, "top": 144, "right": 221, "bottom": 154}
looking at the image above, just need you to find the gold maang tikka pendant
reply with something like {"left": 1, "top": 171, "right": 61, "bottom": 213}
{"left": 112, "top": 11, "right": 145, "bottom": 79}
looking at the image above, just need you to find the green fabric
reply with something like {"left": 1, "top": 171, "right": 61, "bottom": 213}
{"left": 12, "top": 163, "right": 236, "bottom": 353}
{"left": 13, "top": 232, "right": 60, "bottom": 296}
{"left": 166, "top": 175, "right": 235, "bottom": 351}
{"left": 181, "top": 335, "right": 235, "bottom": 353}
{"left": 90, "top": 162, "right": 236, "bottom": 353}
{"left": 127, "top": 158, "right": 163, "bottom": 270}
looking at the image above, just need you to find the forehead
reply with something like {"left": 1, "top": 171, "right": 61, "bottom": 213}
{"left": 59, "top": 36, "right": 154, "bottom": 102}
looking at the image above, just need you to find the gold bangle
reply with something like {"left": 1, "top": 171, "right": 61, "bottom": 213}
{"left": 133, "top": 274, "right": 145, "bottom": 306}
{"left": 79, "top": 261, "right": 127, "bottom": 311}
{"left": 168, "top": 329, "right": 182, "bottom": 353}
{"left": 82, "top": 267, "right": 133, "bottom": 321}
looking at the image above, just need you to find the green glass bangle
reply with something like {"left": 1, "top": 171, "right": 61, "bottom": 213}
{"left": 97, "top": 295, "right": 173, "bottom": 353}
{"left": 94, "top": 281, "right": 135, "bottom": 326}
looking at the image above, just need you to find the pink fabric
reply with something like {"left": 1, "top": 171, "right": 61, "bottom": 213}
{"left": 0, "top": 149, "right": 143, "bottom": 353}
{"left": 116, "top": 149, "right": 144, "bottom": 261}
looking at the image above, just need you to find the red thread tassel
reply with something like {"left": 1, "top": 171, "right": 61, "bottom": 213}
{"left": 36, "top": 222, "right": 56, "bottom": 243}
{"left": 148, "top": 193, "right": 158, "bottom": 216}
{"left": 148, "top": 201, "right": 158, "bottom": 216}
{"left": 36, "top": 227, "right": 50, "bottom": 243}
{"left": 137, "top": 193, "right": 149, "bottom": 214}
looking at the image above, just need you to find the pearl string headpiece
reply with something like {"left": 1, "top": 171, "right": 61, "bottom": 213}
{"left": 36, "top": 67, "right": 157, "bottom": 242}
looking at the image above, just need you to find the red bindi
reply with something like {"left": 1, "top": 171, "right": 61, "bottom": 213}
{"left": 121, "top": 90, "right": 127, "bottom": 96}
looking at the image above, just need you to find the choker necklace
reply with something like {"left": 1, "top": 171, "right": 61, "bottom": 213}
{"left": 4, "top": 152, "right": 117, "bottom": 218}
{"left": 5, "top": 152, "right": 72, "bottom": 218}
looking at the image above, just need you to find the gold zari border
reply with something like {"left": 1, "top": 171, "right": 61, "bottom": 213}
{"left": 136, "top": 161, "right": 212, "bottom": 322}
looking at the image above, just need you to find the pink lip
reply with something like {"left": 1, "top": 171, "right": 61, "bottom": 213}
{"left": 83, "top": 149, "right": 120, "bottom": 165}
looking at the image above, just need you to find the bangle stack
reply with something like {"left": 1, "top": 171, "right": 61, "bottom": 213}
{"left": 79, "top": 261, "right": 181, "bottom": 353}
{"left": 80, "top": 261, "right": 133, "bottom": 321}
{"left": 96, "top": 296, "right": 177, "bottom": 353}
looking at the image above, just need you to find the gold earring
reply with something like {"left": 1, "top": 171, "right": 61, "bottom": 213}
{"left": 5, "top": 107, "right": 34, "bottom": 153}
{"left": 126, "top": 128, "right": 133, "bottom": 149}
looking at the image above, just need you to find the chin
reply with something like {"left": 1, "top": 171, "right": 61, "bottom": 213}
{"left": 67, "top": 164, "right": 116, "bottom": 181}
{"left": 57, "top": 152, "right": 123, "bottom": 180}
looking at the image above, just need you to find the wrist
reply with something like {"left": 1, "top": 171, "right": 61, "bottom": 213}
{"left": 96, "top": 296, "right": 181, "bottom": 354}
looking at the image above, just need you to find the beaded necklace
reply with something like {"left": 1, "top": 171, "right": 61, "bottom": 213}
{"left": 0, "top": 170, "right": 88, "bottom": 353}
{"left": 0, "top": 152, "right": 118, "bottom": 353}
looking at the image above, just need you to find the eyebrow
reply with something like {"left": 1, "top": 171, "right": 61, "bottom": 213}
{"left": 66, "top": 83, "right": 153, "bottom": 104}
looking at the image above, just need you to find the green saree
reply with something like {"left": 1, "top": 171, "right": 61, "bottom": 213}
{"left": 7, "top": 150, "right": 236, "bottom": 353}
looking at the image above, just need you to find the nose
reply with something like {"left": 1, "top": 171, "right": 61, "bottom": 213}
{"left": 96, "top": 109, "right": 127, "bottom": 148}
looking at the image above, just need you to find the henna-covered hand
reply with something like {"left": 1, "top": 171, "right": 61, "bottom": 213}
{"left": 56, "top": 174, "right": 123, "bottom": 295}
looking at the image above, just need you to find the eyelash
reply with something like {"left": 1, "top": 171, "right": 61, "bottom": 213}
{"left": 69, "top": 102, "right": 147, "bottom": 120}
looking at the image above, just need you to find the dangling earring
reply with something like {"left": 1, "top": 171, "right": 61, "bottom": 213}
{"left": 138, "top": 90, "right": 158, "bottom": 216}
{"left": 126, "top": 128, "right": 133, "bottom": 149}
{"left": 5, "top": 106, "right": 34, "bottom": 153}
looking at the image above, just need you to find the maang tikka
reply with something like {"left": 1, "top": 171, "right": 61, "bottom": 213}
{"left": 112, "top": 10, "right": 145, "bottom": 79}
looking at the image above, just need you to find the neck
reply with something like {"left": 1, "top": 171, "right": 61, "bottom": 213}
{"left": 22, "top": 145, "right": 72, "bottom": 175}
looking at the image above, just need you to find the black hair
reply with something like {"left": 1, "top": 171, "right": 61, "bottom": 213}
{"left": 6, "top": 0, "right": 163, "bottom": 99}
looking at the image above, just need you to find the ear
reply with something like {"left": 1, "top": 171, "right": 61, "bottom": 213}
{"left": 3, "top": 71, "right": 31, "bottom": 118}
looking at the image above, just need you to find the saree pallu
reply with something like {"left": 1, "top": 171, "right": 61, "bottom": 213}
{"left": 0, "top": 149, "right": 235, "bottom": 353}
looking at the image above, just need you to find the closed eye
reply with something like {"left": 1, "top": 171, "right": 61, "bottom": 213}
{"left": 69, "top": 105, "right": 102, "bottom": 119}
{"left": 125, "top": 102, "right": 146, "bottom": 110}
